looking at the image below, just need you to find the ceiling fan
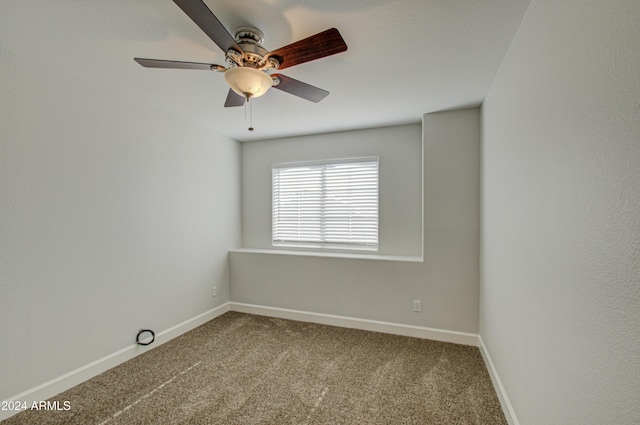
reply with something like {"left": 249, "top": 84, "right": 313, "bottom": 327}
{"left": 134, "top": 0, "right": 348, "bottom": 110}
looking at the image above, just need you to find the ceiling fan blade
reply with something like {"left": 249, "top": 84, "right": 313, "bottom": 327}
{"left": 271, "top": 74, "right": 329, "bottom": 103}
{"left": 172, "top": 0, "right": 241, "bottom": 53}
{"left": 266, "top": 28, "right": 347, "bottom": 70}
{"left": 224, "top": 89, "right": 245, "bottom": 107}
{"left": 134, "top": 58, "right": 222, "bottom": 70}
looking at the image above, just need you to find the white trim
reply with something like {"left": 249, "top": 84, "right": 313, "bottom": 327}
{"left": 478, "top": 336, "right": 520, "bottom": 425}
{"left": 229, "top": 302, "right": 478, "bottom": 346}
{"left": 230, "top": 248, "right": 423, "bottom": 263}
{"left": 2, "top": 302, "right": 485, "bottom": 422}
{"left": 0, "top": 303, "right": 231, "bottom": 421}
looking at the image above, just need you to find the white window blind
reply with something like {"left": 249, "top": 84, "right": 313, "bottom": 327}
{"left": 272, "top": 158, "right": 379, "bottom": 250}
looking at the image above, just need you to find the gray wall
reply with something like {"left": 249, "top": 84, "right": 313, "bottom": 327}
{"left": 231, "top": 109, "right": 480, "bottom": 332}
{"left": 241, "top": 124, "right": 423, "bottom": 257}
{"left": 0, "top": 36, "right": 241, "bottom": 401}
{"left": 481, "top": 0, "right": 640, "bottom": 423}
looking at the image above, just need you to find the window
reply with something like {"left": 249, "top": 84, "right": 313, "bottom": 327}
{"left": 272, "top": 157, "right": 379, "bottom": 251}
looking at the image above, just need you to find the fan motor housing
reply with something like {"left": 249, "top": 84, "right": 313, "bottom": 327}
{"left": 236, "top": 27, "right": 266, "bottom": 64}
{"left": 226, "top": 27, "right": 278, "bottom": 70}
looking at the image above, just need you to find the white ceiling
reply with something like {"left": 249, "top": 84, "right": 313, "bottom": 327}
{"left": 2, "top": 0, "right": 531, "bottom": 142}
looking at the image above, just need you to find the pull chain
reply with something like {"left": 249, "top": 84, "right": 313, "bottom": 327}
{"left": 242, "top": 95, "right": 255, "bottom": 131}
{"left": 248, "top": 98, "right": 254, "bottom": 131}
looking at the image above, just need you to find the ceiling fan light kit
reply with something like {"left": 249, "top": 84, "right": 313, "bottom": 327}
{"left": 134, "top": 0, "right": 348, "bottom": 130}
{"left": 224, "top": 67, "right": 273, "bottom": 99}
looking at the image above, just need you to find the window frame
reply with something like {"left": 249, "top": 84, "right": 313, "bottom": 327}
{"left": 271, "top": 156, "right": 380, "bottom": 252}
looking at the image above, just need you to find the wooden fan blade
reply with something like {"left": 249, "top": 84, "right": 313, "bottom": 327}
{"left": 265, "top": 28, "right": 347, "bottom": 70}
{"left": 271, "top": 74, "right": 329, "bottom": 103}
{"left": 224, "top": 89, "right": 245, "bottom": 107}
{"left": 173, "top": 0, "right": 241, "bottom": 53}
{"left": 134, "top": 58, "right": 222, "bottom": 70}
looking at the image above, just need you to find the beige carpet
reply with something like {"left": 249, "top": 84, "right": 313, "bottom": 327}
{"left": 2, "top": 312, "right": 507, "bottom": 424}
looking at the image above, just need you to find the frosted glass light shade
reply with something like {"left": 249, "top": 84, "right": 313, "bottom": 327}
{"left": 224, "top": 67, "right": 273, "bottom": 99}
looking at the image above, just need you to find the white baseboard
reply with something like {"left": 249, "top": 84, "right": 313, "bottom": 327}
{"left": 478, "top": 336, "right": 520, "bottom": 425}
{"left": 2, "top": 302, "right": 482, "bottom": 422}
{"left": 0, "top": 303, "right": 231, "bottom": 422}
{"left": 229, "top": 302, "right": 479, "bottom": 346}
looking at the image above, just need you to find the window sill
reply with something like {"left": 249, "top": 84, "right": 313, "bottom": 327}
{"left": 229, "top": 248, "right": 423, "bottom": 263}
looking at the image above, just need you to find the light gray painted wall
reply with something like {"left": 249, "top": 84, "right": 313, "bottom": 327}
{"left": 231, "top": 109, "right": 480, "bottom": 332}
{"left": 241, "top": 124, "right": 423, "bottom": 257}
{"left": 481, "top": 0, "right": 640, "bottom": 424}
{"left": 0, "top": 47, "right": 241, "bottom": 400}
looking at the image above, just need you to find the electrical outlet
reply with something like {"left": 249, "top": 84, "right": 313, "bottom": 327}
{"left": 212, "top": 286, "right": 217, "bottom": 297}
{"left": 413, "top": 300, "right": 422, "bottom": 312}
